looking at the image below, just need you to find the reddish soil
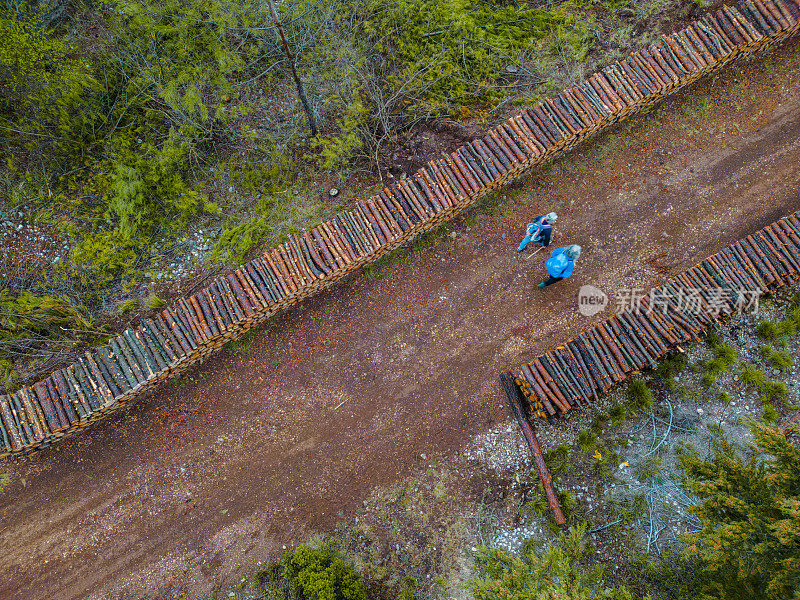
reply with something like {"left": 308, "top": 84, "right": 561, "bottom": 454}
{"left": 1, "top": 39, "right": 799, "bottom": 600}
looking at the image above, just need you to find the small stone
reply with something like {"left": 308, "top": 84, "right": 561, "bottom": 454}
{"left": 329, "top": 188, "right": 340, "bottom": 197}
{"left": 697, "top": 408, "right": 705, "bottom": 416}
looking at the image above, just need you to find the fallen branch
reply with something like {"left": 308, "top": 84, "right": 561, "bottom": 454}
{"left": 501, "top": 373, "right": 566, "bottom": 525}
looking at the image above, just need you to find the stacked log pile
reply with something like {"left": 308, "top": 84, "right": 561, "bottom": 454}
{"left": 2, "top": 0, "right": 799, "bottom": 458}
{"left": 510, "top": 211, "right": 800, "bottom": 422}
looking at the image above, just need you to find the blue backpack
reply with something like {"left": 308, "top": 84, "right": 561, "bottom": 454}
{"left": 546, "top": 249, "right": 574, "bottom": 278}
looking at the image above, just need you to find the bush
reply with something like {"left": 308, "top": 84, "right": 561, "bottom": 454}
{"left": 761, "top": 345, "right": 793, "bottom": 373}
{"left": 117, "top": 298, "right": 141, "bottom": 314}
{"left": 577, "top": 429, "right": 597, "bottom": 452}
{"left": 762, "top": 402, "right": 780, "bottom": 424}
{"left": 470, "top": 524, "right": 634, "bottom": 600}
{"left": 608, "top": 402, "right": 627, "bottom": 426}
{"left": 677, "top": 422, "right": 800, "bottom": 600}
{"left": 145, "top": 294, "right": 166, "bottom": 310}
{"left": 364, "top": 0, "right": 597, "bottom": 111}
{"left": 626, "top": 379, "right": 654, "bottom": 411}
{"left": 280, "top": 542, "right": 367, "bottom": 600}
{"left": 757, "top": 321, "right": 779, "bottom": 340}
{"left": 544, "top": 443, "right": 572, "bottom": 479}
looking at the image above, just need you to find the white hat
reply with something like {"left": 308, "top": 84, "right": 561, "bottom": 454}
{"left": 566, "top": 244, "right": 581, "bottom": 260}
{"left": 546, "top": 212, "right": 558, "bottom": 223}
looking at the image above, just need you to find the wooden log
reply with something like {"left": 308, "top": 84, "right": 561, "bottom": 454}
{"left": 0, "top": 398, "right": 14, "bottom": 452}
{"left": 521, "top": 364, "right": 559, "bottom": 417}
{"left": 501, "top": 373, "right": 566, "bottom": 525}
{"left": 226, "top": 273, "right": 255, "bottom": 318}
{"left": 33, "top": 381, "right": 65, "bottom": 430}
{"left": 553, "top": 349, "right": 591, "bottom": 407}
{"left": 129, "top": 328, "right": 162, "bottom": 375}
{"left": 533, "top": 358, "right": 571, "bottom": 413}
{"left": 109, "top": 336, "right": 142, "bottom": 388}
{"left": 609, "top": 316, "right": 647, "bottom": 368}
{"left": 1, "top": 397, "right": 23, "bottom": 450}
{"left": 73, "top": 360, "right": 103, "bottom": 410}
{"left": 48, "top": 375, "right": 77, "bottom": 425}
{"left": 93, "top": 348, "right": 125, "bottom": 398}
{"left": 162, "top": 307, "right": 195, "bottom": 353}
{"left": 585, "top": 329, "right": 623, "bottom": 383}
{"left": 566, "top": 341, "right": 600, "bottom": 400}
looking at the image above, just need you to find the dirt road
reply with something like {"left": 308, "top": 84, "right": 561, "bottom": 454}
{"left": 2, "top": 39, "right": 799, "bottom": 600}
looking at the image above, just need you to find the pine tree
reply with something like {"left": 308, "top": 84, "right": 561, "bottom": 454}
{"left": 678, "top": 421, "right": 800, "bottom": 600}
{"left": 469, "top": 524, "right": 637, "bottom": 600}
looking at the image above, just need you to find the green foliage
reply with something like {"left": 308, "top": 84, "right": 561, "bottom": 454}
{"left": 0, "top": 6, "right": 97, "bottom": 147}
{"left": 705, "top": 344, "right": 736, "bottom": 374}
{"left": 757, "top": 321, "right": 779, "bottom": 340}
{"left": 625, "top": 379, "right": 653, "bottom": 411}
{"left": 700, "top": 372, "right": 715, "bottom": 387}
{"left": 577, "top": 429, "right": 597, "bottom": 452}
{"left": 544, "top": 443, "right": 572, "bottom": 479}
{"left": 312, "top": 97, "right": 369, "bottom": 169}
{"left": 364, "top": 0, "right": 597, "bottom": 111}
{"left": 64, "top": 229, "right": 138, "bottom": 289}
{"left": 590, "top": 412, "right": 609, "bottom": 434}
{"left": 757, "top": 319, "right": 796, "bottom": 343}
{"left": 677, "top": 422, "right": 800, "bottom": 600}
{"left": 117, "top": 298, "right": 141, "bottom": 314}
{"left": 704, "top": 327, "right": 721, "bottom": 347}
{"left": 762, "top": 402, "right": 780, "bottom": 425}
{"left": 760, "top": 345, "right": 793, "bottom": 373}
{"left": 656, "top": 352, "right": 686, "bottom": 391}
{"left": 740, "top": 365, "right": 787, "bottom": 403}
{"left": 145, "top": 294, "right": 166, "bottom": 310}
{"left": 470, "top": 524, "right": 635, "bottom": 600}
{"left": 0, "top": 289, "right": 93, "bottom": 386}
{"left": 0, "top": 472, "right": 10, "bottom": 493}
{"left": 211, "top": 217, "right": 274, "bottom": 264}
{"left": 280, "top": 542, "right": 367, "bottom": 600}
{"left": 608, "top": 401, "right": 627, "bottom": 426}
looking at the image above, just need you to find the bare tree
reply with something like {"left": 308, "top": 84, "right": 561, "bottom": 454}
{"left": 266, "top": 0, "right": 317, "bottom": 135}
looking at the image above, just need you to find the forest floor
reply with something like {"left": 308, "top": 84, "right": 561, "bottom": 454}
{"left": 1, "top": 37, "right": 799, "bottom": 600}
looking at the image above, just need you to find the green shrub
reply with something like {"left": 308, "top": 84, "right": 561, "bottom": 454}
{"left": 705, "top": 327, "right": 721, "bottom": 347}
{"left": 470, "top": 524, "right": 633, "bottom": 600}
{"left": 0, "top": 6, "right": 97, "bottom": 150}
{"left": 591, "top": 412, "right": 609, "bottom": 435}
{"left": 677, "top": 422, "right": 800, "bottom": 600}
{"left": 626, "top": 379, "right": 654, "bottom": 411}
{"left": 280, "top": 542, "right": 367, "bottom": 600}
{"left": 117, "top": 298, "right": 141, "bottom": 314}
{"left": 740, "top": 365, "right": 787, "bottom": 403}
{"left": 656, "top": 352, "right": 687, "bottom": 391}
{"left": 577, "top": 429, "right": 597, "bottom": 452}
{"left": 608, "top": 402, "right": 627, "bottom": 426}
{"left": 311, "top": 97, "right": 369, "bottom": 169}
{"left": 544, "top": 443, "right": 571, "bottom": 479}
{"left": 701, "top": 372, "right": 716, "bottom": 387}
{"left": 64, "top": 229, "right": 138, "bottom": 290}
{"left": 211, "top": 217, "right": 274, "bottom": 264}
{"left": 762, "top": 402, "right": 780, "bottom": 425}
{"left": 761, "top": 346, "right": 793, "bottom": 373}
{"left": 364, "top": 0, "right": 597, "bottom": 111}
{"left": 145, "top": 294, "right": 166, "bottom": 310}
{"left": 757, "top": 321, "right": 779, "bottom": 341}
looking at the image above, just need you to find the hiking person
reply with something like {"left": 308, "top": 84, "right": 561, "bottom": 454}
{"left": 518, "top": 212, "right": 557, "bottom": 252}
{"left": 538, "top": 244, "right": 581, "bottom": 289}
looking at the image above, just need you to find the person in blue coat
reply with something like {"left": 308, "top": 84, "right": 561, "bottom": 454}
{"left": 518, "top": 212, "right": 557, "bottom": 252}
{"left": 538, "top": 244, "right": 581, "bottom": 289}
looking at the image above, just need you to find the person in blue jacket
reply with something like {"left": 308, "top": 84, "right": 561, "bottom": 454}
{"left": 518, "top": 212, "right": 557, "bottom": 252}
{"left": 538, "top": 244, "right": 581, "bottom": 289}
